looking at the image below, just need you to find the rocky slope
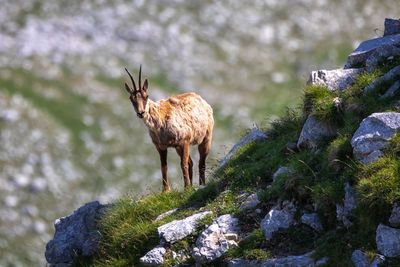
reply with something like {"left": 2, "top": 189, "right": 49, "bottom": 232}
{"left": 45, "top": 18, "right": 400, "bottom": 266}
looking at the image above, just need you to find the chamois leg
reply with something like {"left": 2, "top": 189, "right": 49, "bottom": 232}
{"left": 188, "top": 155, "right": 193, "bottom": 185}
{"left": 157, "top": 148, "right": 170, "bottom": 192}
{"left": 198, "top": 137, "right": 211, "bottom": 185}
{"left": 176, "top": 143, "right": 191, "bottom": 188}
{"left": 176, "top": 147, "right": 193, "bottom": 185}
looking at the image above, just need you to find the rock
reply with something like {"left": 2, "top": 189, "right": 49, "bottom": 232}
{"left": 364, "top": 65, "right": 400, "bottom": 95}
{"left": 365, "top": 44, "right": 400, "bottom": 72}
{"left": 351, "top": 250, "right": 368, "bottom": 267}
{"left": 285, "top": 142, "right": 298, "bottom": 152}
{"left": 220, "top": 130, "right": 268, "bottom": 168}
{"left": 389, "top": 202, "right": 400, "bottom": 227}
{"left": 155, "top": 208, "right": 179, "bottom": 221}
{"left": 228, "top": 251, "right": 316, "bottom": 267}
{"left": 261, "top": 202, "right": 296, "bottom": 239}
{"left": 370, "top": 254, "right": 385, "bottom": 267}
{"left": 307, "top": 68, "right": 363, "bottom": 91}
{"left": 316, "top": 257, "right": 328, "bottom": 266}
{"left": 344, "top": 34, "right": 400, "bottom": 68}
{"left": 239, "top": 194, "right": 260, "bottom": 211}
{"left": 139, "top": 245, "right": 166, "bottom": 266}
{"left": 381, "top": 80, "right": 400, "bottom": 99}
{"left": 45, "top": 201, "right": 107, "bottom": 265}
{"left": 336, "top": 183, "right": 357, "bottom": 228}
{"left": 301, "top": 213, "right": 323, "bottom": 232}
{"left": 158, "top": 211, "right": 212, "bottom": 243}
{"left": 171, "top": 250, "right": 187, "bottom": 262}
{"left": 361, "top": 150, "right": 385, "bottom": 165}
{"left": 376, "top": 223, "right": 400, "bottom": 257}
{"left": 272, "top": 166, "right": 291, "bottom": 183}
{"left": 237, "top": 192, "right": 250, "bottom": 199}
{"left": 384, "top": 18, "right": 400, "bottom": 36}
{"left": 297, "top": 115, "right": 337, "bottom": 150}
{"left": 351, "top": 112, "right": 400, "bottom": 164}
{"left": 192, "top": 214, "right": 239, "bottom": 264}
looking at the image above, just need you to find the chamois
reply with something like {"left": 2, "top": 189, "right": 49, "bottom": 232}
{"left": 124, "top": 66, "right": 214, "bottom": 192}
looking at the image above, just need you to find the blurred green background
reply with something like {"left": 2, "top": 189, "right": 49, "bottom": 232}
{"left": 0, "top": 0, "right": 399, "bottom": 265}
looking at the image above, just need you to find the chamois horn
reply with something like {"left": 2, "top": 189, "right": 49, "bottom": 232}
{"left": 125, "top": 67, "right": 137, "bottom": 92}
{"left": 138, "top": 65, "right": 142, "bottom": 90}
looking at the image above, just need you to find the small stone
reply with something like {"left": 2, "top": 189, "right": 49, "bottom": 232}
{"left": 389, "top": 202, "right": 400, "bottom": 227}
{"left": 272, "top": 166, "right": 291, "bottom": 183}
{"left": 307, "top": 68, "right": 363, "bottom": 91}
{"left": 192, "top": 214, "right": 239, "bottom": 264}
{"left": 384, "top": 18, "right": 400, "bottom": 36}
{"left": 155, "top": 208, "right": 178, "bottom": 221}
{"left": 369, "top": 254, "right": 385, "bottom": 267}
{"left": 301, "top": 213, "right": 323, "bottom": 232}
{"left": 139, "top": 245, "right": 166, "bottom": 266}
{"left": 297, "top": 115, "right": 337, "bottom": 150}
{"left": 316, "top": 257, "right": 328, "bottom": 266}
{"left": 158, "top": 211, "right": 212, "bottom": 243}
{"left": 376, "top": 223, "right": 400, "bottom": 257}
{"left": 364, "top": 65, "right": 400, "bottom": 95}
{"left": 255, "top": 209, "right": 262, "bottom": 214}
{"left": 285, "top": 142, "right": 298, "bottom": 152}
{"left": 381, "top": 80, "right": 400, "bottom": 99}
{"left": 220, "top": 130, "right": 268, "bottom": 168}
{"left": 239, "top": 194, "right": 260, "bottom": 211}
{"left": 336, "top": 183, "right": 357, "bottom": 228}
{"left": 351, "top": 112, "right": 400, "bottom": 164}
{"left": 351, "top": 250, "right": 368, "bottom": 267}
{"left": 261, "top": 202, "right": 296, "bottom": 239}
{"left": 237, "top": 192, "right": 249, "bottom": 199}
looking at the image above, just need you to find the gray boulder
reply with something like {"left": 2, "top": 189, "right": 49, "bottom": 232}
{"left": 301, "top": 213, "right": 323, "bottom": 232}
{"left": 336, "top": 183, "right": 357, "bottom": 228}
{"left": 384, "top": 18, "right": 400, "bottom": 36}
{"left": 351, "top": 112, "right": 400, "bottom": 164}
{"left": 158, "top": 211, "right": 212, "bottom": 243}
{"left": 365, "top": 44, "right": 400, "bottom": 73}
{"left": 220, "top": 130, "right": 268, "bottom": 168}
{"left": 192, "top": 214, "right": 239, "bottom": 264}
{"left": 351, "top": 250, "right": 368, "bottom": 267}
{"left": 389, "top": 202, "right": 400, "bottom": 227}
{"left": 307, "top": 68, "right": 362, "bottom": 91}
{"left": 272, "top": 166, "right": 291, "bottom": 183}
{"left": 139, "top": 245, "right": 166, "bottom": 266}
{"left": 364, "top": 65, "right": 400, "bottom": 95}
{"left": 376, "top": 223, "right": 400, "bottom": 257}
{"left": 45, "top": 201, "right": 106, "bottom": 265}
{"left": 344, "top": 34, "right": 400, "bottom": 68}
{"left": 261, "top": 201, "right": 296, "bottom": 239}
{"left": 297, "top": 115, "right": 337, "bottom": 150}
{"left": 239, "top": 193, "right": 260, "bottom": 211}
{"left": 228, "top": 251, "right": 316, "bottom": 267}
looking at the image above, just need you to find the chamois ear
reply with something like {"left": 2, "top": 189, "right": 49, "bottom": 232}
{"left": 143, "top": 79, "right": 149, "bottom": 92}
{"left": 125, "top": 82, "right": 133, "bottom": 94}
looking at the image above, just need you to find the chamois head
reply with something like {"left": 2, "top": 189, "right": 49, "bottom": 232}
{"left": 124, "top": 66, "right": 149, "bottom": 118}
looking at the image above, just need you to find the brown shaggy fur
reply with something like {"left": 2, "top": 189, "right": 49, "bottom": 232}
{"left": 124, "top": 68, "right": 214, "bottom": 192}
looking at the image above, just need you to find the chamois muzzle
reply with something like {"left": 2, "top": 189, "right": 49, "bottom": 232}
{"left": 137, "top": 112, "right": 144, "bottom": 118}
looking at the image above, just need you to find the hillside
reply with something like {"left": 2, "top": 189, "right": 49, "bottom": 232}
{"left": 44, "top": 19, "right": 400, "bottom": 266}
